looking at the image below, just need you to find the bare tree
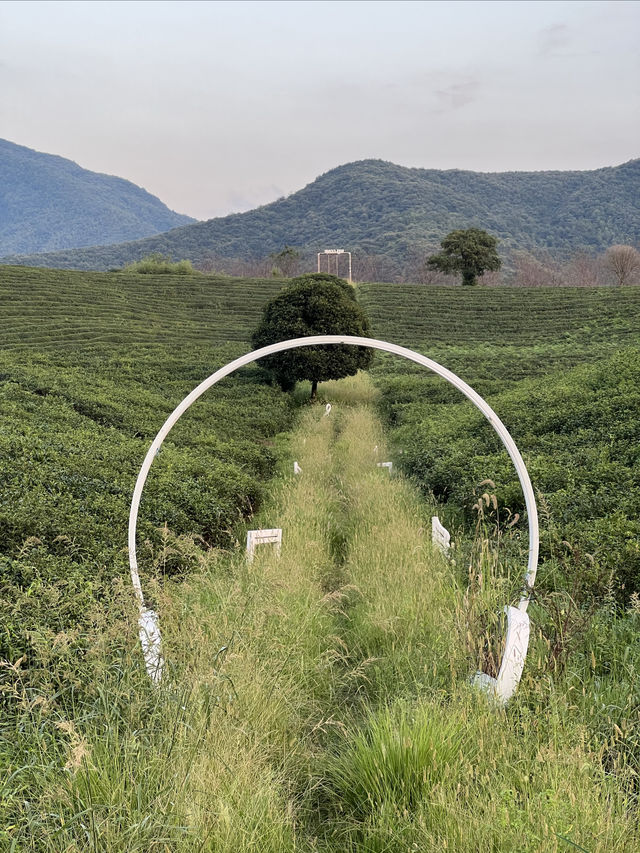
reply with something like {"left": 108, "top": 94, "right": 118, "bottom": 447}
{"left": 354, "top": 253, "right": 401, "bottom": 283}
{"left": 604, "top": 245, "right": 640, "bottom": 286}
{"left": 478, "top": 268, "right": 504, "bottom": 287}
{"left": 199, "top": 254, "right": 269, "bottom": 277}
{"left": 564, "top": 251, "right": 606, "bottom": 287}
{"left": 199, "top": 253, "right": 314, "bottom": 279}
{"left": 511, "top": 250, "right": 566, "bottom": 287}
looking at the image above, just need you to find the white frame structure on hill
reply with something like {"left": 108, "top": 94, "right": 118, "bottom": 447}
{"left": 317, "top": 249, "right": 352, "bottom": 282}
{"left": 128, "top": 336, "right": 539, "bottom": 699}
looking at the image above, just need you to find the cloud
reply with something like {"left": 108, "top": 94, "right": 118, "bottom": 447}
{"left": 433, "top": 78, "right": 480, "bottom": 113}
{"left": 537, "top": 23, "right": 571, "bottom": 56}
{"left": 205, "top": 184, "right": 287, "bottom": 219}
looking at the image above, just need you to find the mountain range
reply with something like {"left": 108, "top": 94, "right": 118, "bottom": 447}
{"left": 0, "top": 138, "right": 194, "bottom": 256}
{"left": 1, "top": 151, "right": 638, "bottom": 271}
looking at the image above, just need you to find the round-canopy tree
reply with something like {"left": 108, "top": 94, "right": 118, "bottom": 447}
{"left": 252, "top": 273, "right": 373, "bottom": 398}
{"left": 427, "top": 228, "right": 501, "bottom": 286}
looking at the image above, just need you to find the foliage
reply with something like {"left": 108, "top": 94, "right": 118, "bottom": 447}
{"left": 323, "top": 700, "right": 467, "bottom": 817}
{"left": 4, "top": 157, "right": 640, "bottom": 271}
{"left": 358, "top": 279, "right": 640, "bottom": 362}
{"left": 2, "top": 392, "right": 638, "bottom": 851}
{"left": 0, "top": 137, "right": 194, "bottom": 256}
{"left": 268, "top": 245, "right": 301, "bottom": 277}
{"left": 358, "top": 281, "right": 640, "bottom": 604}
{"left": 251, "top": 273, "right": 373, "bottom": 397}
{"left": 2, "top": 264, "right": 640, "bottom": 850}
{"left": 123, "top": 253, "right": 198, "bottom": 274}
{"left": 427, "top": 228, "right": 501, "bottom": 286}
{"left": 389, "top": 351, "right": 640, "bottom": 602}
{"left": 0, "top": 265, "right": 296, "bottom": 667}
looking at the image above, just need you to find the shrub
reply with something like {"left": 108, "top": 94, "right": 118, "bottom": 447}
{"left": 123, "top": 253, "right": 198, "bottom": 275}
{"left": 252, "top": 273, "right": 373, "bottom": 398}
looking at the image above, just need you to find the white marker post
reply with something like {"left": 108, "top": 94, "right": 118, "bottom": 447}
{"left": 376, "top": 461, "right": 393, "bottom": 473}
{"left": 294, "top": 461, "right": 302, "bottom": 475}
{"left": 431, "top": 516, "right": 451, "bottom": 555}
{"left": 246, "top": 528, "right": 282, "bottom": 562}
{"left": 128, "top": 336, "right": 538, "bottom": 700}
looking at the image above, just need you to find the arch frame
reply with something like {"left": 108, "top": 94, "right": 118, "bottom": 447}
{"left": 128, "top": 335, "right": 539, "bottom": 696}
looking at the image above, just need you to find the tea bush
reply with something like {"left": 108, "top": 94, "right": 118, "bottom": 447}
{"left": 0, "top": 266, "right": 296, "bottom": 667}
{"left": 359, "top": 283, "right": 640, "bottom": 604}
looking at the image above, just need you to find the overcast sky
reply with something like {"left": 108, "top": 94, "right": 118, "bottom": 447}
{"left": 1, "top": 0, "right": 638, "bottom": 220}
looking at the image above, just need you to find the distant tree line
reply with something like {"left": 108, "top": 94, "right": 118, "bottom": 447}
{"left": 509, "top": 244, "right": 640, "bottom": 288}
{"left": 197, "top": 241, "right": 640, "bottom": 287}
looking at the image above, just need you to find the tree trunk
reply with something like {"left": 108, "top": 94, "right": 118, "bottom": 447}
{"left": 310, "top": 379, "right": 318, "bottom": 400}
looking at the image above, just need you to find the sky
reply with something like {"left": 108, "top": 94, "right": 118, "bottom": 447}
{"left": 1, "top": 0, "right": 639, "bottom": 221}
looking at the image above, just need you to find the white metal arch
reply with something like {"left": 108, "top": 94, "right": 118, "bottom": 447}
{"left": 129, "top": 336, "right": 538, "bottom": 699}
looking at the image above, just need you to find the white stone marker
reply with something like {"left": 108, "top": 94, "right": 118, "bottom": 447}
{"left": 294, "top": 461, "right": 302, "bottom": 475}
{"left": 473, "top": 606, "right": 530, "bottom": 705}
{"left": 431, "top": 516, "right": 451, "bottom": 555}
{"left": 246, "top": 528, "right": 282, "bottom": 561}
{"left": 376, "top": 461, "right": 393, "bottom": 472}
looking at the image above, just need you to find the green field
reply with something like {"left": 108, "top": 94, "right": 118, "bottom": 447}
{"left": 0, "top": 266, "right": 298, "bottom": 667}
{"left": 360, "top": 282, "right": 640, "bottom": 598}
{"left": 0, "top": 265, "right": 283, "bottom": 352}
{"left": 359, "top": 281, "right": 640, "bottom": 381}
{"left": 1, "top": 267, "right": 639, "bottom": 850}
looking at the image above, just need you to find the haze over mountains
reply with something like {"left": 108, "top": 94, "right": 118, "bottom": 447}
{"left": 2, "top": 147, "right": 638, "bottom": 272}
{"left": 0, "top": 139, "right": 195, "bottom": 256}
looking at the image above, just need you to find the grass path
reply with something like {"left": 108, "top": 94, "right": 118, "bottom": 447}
{"left": 146, "top": 374, "right": 458, "bottom": 850}
{"left": 5, "top": 375, "right": 638, "bottom": 851}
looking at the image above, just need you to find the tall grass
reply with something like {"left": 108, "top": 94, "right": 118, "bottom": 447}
{"left": 2, "top": 374, "right": 638, "bottom": 851}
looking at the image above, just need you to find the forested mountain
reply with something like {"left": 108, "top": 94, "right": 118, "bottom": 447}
{"left": 0, "top": 138, "right": 195, "bottom": 255}
{"left": 2, "top": 157, "right": 638, "bottom": 270}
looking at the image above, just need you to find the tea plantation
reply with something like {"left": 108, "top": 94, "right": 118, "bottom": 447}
{"left": 359, "top": 281, "right": 640, "bottom": 604}
{"left": 3, "top": 267, "right": 640, "bottom": 667}
{"left": 0, "top": 265, "right": 297, "bottom": 665}
{"left": 2, "top": 267, "right": 640, "bottom": 850}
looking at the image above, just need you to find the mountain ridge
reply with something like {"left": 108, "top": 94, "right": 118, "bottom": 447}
{"left": 2, "top": 156, "right": 638, "bottom": 271}
{"left": 0, "top": 138, "right": 195, "bottom": 255}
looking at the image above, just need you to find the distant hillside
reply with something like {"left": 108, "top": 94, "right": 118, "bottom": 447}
{"left": 2, "top": 158, "right": 638, "bottom": 271}
{"left": 0, "top": 138, "right": 195, "bottom": 255}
